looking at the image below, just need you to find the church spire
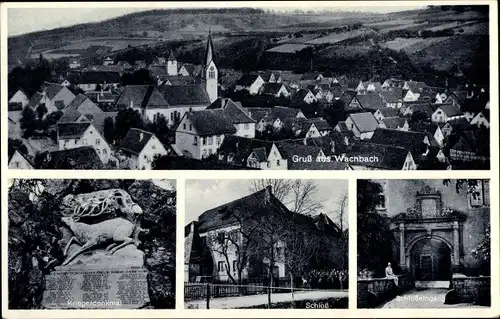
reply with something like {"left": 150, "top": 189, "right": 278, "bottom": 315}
{"left": 205, "top": 29, "right": 214, "bottom": 66}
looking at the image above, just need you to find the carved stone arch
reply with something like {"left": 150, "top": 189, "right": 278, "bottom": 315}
{"left": 405, "top": 234, "right": 453, "bottom": 256}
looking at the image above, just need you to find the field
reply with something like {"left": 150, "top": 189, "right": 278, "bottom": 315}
{"left": 452, "top": 22, "right": 488, "bottom": 35}
{"left": 53, "top": 37, "right": 160, "bottom": 51}
{"left": 426, "top": 21, "right": 462, "bottom": 32}
{"left": 366, "top": 19, "right": 415, "bottom": 28}
{"left": 306, "top": 29, "right": 374, "bottom": 45}
{"left": 410, "top": 35, "right": 489, "bottom": 71}
{"left": 379, "top": 37, "right": 448, "bottom": 52}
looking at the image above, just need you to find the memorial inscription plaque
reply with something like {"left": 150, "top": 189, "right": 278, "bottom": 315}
{"left": 43, "top": 267, "right": 150, "bottom": 309}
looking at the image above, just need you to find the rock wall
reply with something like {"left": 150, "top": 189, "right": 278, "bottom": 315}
{"left": 447, "top": 276, "right": 490, "bottom": 306}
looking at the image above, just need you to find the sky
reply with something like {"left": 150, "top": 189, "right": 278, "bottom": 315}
{"left": 7, "top": 4, "right": 425, "bottom": 36}
{"left": 184, "top": 179, "right": 348, "bottom": 225}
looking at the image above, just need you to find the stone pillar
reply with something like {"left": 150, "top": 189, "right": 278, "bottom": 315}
{"left": 453, "top": 221, "right": 460, "bottom": 266}
{"left": 399, "top": 223, "right": 405, "bottom": 268}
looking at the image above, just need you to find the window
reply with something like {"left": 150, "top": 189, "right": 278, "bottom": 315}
{"left": 82, "top": 139, "right": 88, "bottom": 145}
{"left": 103, "top": 149, "right": 107, "bottom": 155}
{"left": 377, "top": 195, "right": 386, "bottom": 209}
{"left": 244, "top": 123, "right": 249, "bottom": 129}
{"left": 96, "top": 139, "right": 101, "bottom": 145}
{"left": 170, "top": 113, "right": 174, "bottom": 121}
{"left": 217, "top": 232, "right": 225, "bottom": 244}
{"left": 216, "top": 136, "right": 222, "bottom": 145}
{"left": 209, "top": 66, "right": 216, "bottom": 79}
{"left": 207, "top": 136, "right": 213, "bottom": 145}
{"left": 267, "top": 162, "right": 271, "bottom": 168}
{"left": 152, "top": 144, "right": 156, "bottom": 150}
{"left": 233, "top": 260, "right": 238, "bottom": 272}
{"left": 202, "top": 137, "right": 207, "bottom": 146}
{"left": 208, "top": 148, "right": 213, "bottom": 155}
{"left": 144, "top": 155, "right": 147, "bottom": 159}
{"left": 194, "top": 137, "right": 198, "bottom": 146}
{"left": 74, "top": 140, "right": 78, "bottom": 145}
{"left": 276, "top": 160, "right": 280, "bottom": 166}
{"left": 276, "top": 247, "right": 283, "bottom": 258}
{"left": 189, "top": 125, "right": 192, "bottom": 130}
{"left": 15, "top": 162, "right": 20, "bottom": 168}
{"left": 217, "top": 261, "right": 224, "bottom": 272}
{"left": 183, "top": 123, "right": 186, "bottom": 130}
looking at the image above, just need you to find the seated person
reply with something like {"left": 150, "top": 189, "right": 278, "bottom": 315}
{"left": 385, "top": 262, "right": 399, "bottom": 286}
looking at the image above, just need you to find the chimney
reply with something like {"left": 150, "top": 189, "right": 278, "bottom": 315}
{"left": 190, "top": 222, "right": 195, "bottom": 233}
{"left": 139, "top": 132, "right": 144, "bottom": 141}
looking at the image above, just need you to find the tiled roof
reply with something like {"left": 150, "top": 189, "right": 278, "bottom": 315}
{"left": 381, "top": 117, "right": 407, "bottom": 129}
{"left": 237, "top": 74, "right": 261, "bottom": 86}
{"left": 57, "top": 122, "right": 92, "bottom": 139}
{"left": 118, "top": 128, "right": 155, "bottom": 155}
{"left": 115, "top": 85, "right": 151, "bottom": 109}
{"left": 377, "top": 107, "right": 400, "bottom": 118}
{"left": 59, "top": 106, "right": 89, "bottom": 123}
{"left": 410, "top": 122, "right": 439, "bottom": 134}
{"left": 158, "top": 84, "right": 210, "bottom": 106}
{"left": 186, "top": 110, "right": 237, "bottom": 136}
{"left": 218, "top": 135, "right": 276, "bottom": 165}
{"left": 45, "top": 83, "right": 64, "bottom": 100}
{"left": 437, "top": 103, "right": 463, "bottom": 117}
{"left": 379, "top": 91, "right": 400, "bottom": 103}
{"left": 348, "top": 112, "right": 379, "bottom": 133}
{"left": 261, "top": 83, "right": 286, "bottom": 95}
{"left": 355, "top": 93, "right": 385, "bottom": 111}
{"left": 370, "top": 128, "right": 427, "bottom": 155}
{"left": 206, "top": 98, "right": 255, "bottom": 124}
{"left": 28, "top": 92, "right": 44, "bottom": 108}
{"left": 349, "top": 141, "right": 410, "bottom": 170}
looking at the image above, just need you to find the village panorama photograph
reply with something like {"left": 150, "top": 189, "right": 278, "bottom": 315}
{"left": 6, "top": 4, "right": 490, "bottom": 170}
{"left": 184, "top": 179, "right": 348, "bottom": 309}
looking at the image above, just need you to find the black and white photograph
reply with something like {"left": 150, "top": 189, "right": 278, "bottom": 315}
{"left": 6, "top": 4, "right": 490, "bottom": 170}
{"left": 184, "top": 179, "right": 348, "bottom": 309}
{"left": 357, "top": 179, "right": 491, "bottom": 308}
{"left": 7, "top": 178, "right": 176, "bottom": 309}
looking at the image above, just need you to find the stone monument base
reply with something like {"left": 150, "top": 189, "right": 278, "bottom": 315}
{"left": 42, "top": 266, "right": 150, "bottom": 309}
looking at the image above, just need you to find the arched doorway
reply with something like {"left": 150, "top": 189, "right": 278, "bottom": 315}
{"left": 409, "top": 238, "right": 452, "bottom": 281}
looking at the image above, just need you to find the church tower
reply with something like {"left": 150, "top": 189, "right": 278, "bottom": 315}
{"left": 167, "top": 51, "right": 178, "bottom": 76}
{"left": 204, "top": 31, "right": 218, "bottom": 103}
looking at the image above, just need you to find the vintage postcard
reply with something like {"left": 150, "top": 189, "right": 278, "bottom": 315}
{"left": 1, "top": 1, "right": 498, "bottom": 319}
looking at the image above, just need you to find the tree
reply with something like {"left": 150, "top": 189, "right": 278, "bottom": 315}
{"left": 249, "top": 179, "right": 323, "bottom": 216}
{"left": 147, "top": 114, "right": 171, "bottom": 145}
{"left": 334, "top": 194, "right": 348, "bottom": 271}
{"left": 20, "top": 107, "right": 37, "bottom": 138}
{"left": 114, "top": 109, "right": 145, "bottom": 142}
{"left": 357, "top": 180, "right": 394, "bottom": 276}
{"left": 36, "top": 104, "right": 48, "bottom": 120}
{"left": 103, "top": 117, "right": 115, "bottom": 144}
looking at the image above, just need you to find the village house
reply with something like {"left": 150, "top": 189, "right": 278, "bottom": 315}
{"left": 381, "top": 78, "right": 405, "bottom": 89}
{"left": 27, "top": 83, "right": 76, "bottom": 115}
{"left": 117, "top": 128, "right": 168, "bottom": 170}
{"left": 444, "top": 90, "right": 468, "bottom": 109}
{"left": 8, "top": 89, "right": 30, "bottom": 108}
{"left": 69, "top": 58, "right": 81, "bottom": 69}
{"left": 410, "top": 122, "right": 445, "bottom": 148}
{"left": 167, "top": 51, "right": 178, "bottom": 76}
{"left": 449, "top": 129, "right": 489, "bottom": 164}
{"left": 115, "top": 84, "right": 211, "bottom": 127}
{"left": 56, "top": 122, "right": 111, "bottom": 164}
{"left": 379, "top": 91, "right": 403, "bottom": 108}
{"left": 348, "top": 141, "right": 417, "bottom": 170}
{"left": 292, "top": 89, "right": 318, "bottom": 104}
{"left": 373, "top": 107, "right": 400, "bottom": 122}
{"left": 259, "top": 70, "right": 280, "bottom": 83}
{"left": 175, "top": 110, "right": 237, "bottom": 159}
{"left": 370, "top": 128, "right": 430, "bottom": 163}
{"left": 62, "top": 93, "right": 104, "bottom": 117}
{"left": 247, "top": 106, "right": 305, "bottom": 133}
{"left": 431, "top": 104, "right": 465, "bottom": 123}
{"left": 378, "top": 117, "right": 409, "bottom": 131}
{"left": 400, "top": 101, "right": 436, "bottom": 117}
{"left": 77, "top": 71, "right": 121, "bottom": 91}
{"left": 103, "top": 56, "right": 114, "bottom": 66}
{"left": 217, "top": 135, "right": 286, "bottom": 170}
{"left": 350, "top": 93, "right": 385, "bottom": 112}
{"left": 345, "top": 112, "right": 379, "bottom": 139}
{"left": 440, "top": 118, "right": 471, "bottom": 139}
{"left": 206, "top": 98, "right": 256, "bottom": 138}
{"left": 8, "top": 148, "right": 34, "bottom": 169}
{"left": 236, "top": 74, "right": 265, "bottom": 95}
{"left": 260, "top": 82, "right": 290, "bottom": 98}
{"left": 288, "top": 117, "right": 332, "bottom": 138}
{"left": 469, "top": 109, "right": 490, "bottom": 128}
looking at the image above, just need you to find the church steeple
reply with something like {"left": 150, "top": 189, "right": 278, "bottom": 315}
{"left": 203, "top": 30, "right": 218, "bottom": 103}
{"left": 205, "top": 29, "right": 214, "bottom": 67}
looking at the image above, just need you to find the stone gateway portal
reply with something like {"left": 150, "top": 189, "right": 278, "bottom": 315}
{"left": 390, "top": 186, "right": 466, "bottom": 284}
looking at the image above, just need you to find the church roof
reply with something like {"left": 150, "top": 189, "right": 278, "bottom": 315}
{"left": 205, "top": 31, "right": 215, "bottom": 66}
